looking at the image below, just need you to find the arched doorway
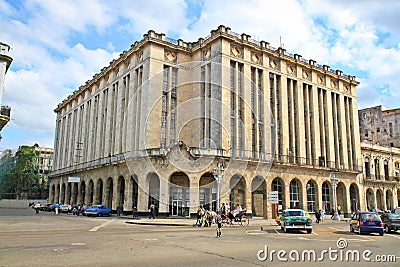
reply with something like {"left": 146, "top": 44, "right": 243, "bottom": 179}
{"left": 130, "top": 176, "right": 139, "bottom": 209}
{"left": 376, "top": 189, "right": 384, "bottom": 210}
{"left": 366, "top": 188, "right": 374, "bottom": 211}
{"left": 51, "top": 184, "right": 55, "bottom": 204}
{"left": 289, "top": 179, "right": 302, "bottom": 209}
{"left": 199, "top": 173, "right": 216, "bottom": 211}
{"left": 169, "top": 172, "right": 190, "bottom": 217}
{"left": 349, "top": 183, "right": 360, "bottom": 212}
{"left": 322, "top": 181, "right": 331, "bottom": 213}
{"left": 386, "top": 189, "right": 393, "bottom": 211}
{"left": 306, "top": 180, "right": 317, "bottom": 212}
{"left": 61, "top": 183, "right": 66, "bottom": 204}
{"left": 147, "top": 173, "right": 160, "bottom": 215}
{"left": 230, "top": 175, "right": 246, "bottom": 209}
{"left": 72, "top": 183, "right": 78, "bottom": 204}
{"left": 271, "top": 178, "right": 285, "bottom": 218}
{"left": 79, "top": 181, "right": 86, "bottom": 205}
{"left": 56, "top": 184, "right": 60, "bottom": 204}
{"left": 66, "top": 183, "right": 72, "bottom": 204}
{"left": 251, "top": 176, "right": 266, "bottom": 217}
{"left": 96, "top": 179, "right": 103, "bottom": 204}
{"left": 398, "top": 189, "right": 400, "bottom": 207}
{"left": 336, "top": 182, "right": 347, "bottom": 215}
{"left": 88, "top": 180, "right": 94, "bottom": 204}
{"left": 117, "top": 176, "right": 126, "bottom": 209}
{"left": 105, "top": 178, "right": 113, "bottom": 209}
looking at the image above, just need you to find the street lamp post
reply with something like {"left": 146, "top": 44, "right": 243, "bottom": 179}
{"left": 331, "top": 173, "right": 340, "bottom": 221}
{"left": 212, "top": 161, "right": 224, "bottom": 212}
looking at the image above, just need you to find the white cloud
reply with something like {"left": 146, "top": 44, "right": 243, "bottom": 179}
{"left": 0, "top": 0, "right": 400, "bottom": 150}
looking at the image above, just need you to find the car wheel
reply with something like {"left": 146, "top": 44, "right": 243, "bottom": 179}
{"left": 379, "top": 232, "right": 384, "bottom": 236}
{"left": 307, "top": 229, "right": 312, "bottom": 234}
{"left": 350, "top": 226, "right": 354, "bottom": 233}
{"left": 384, "top": 225, "right": 391, "bottom": 233}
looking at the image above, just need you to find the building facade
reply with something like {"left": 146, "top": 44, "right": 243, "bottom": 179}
{"left": 0, "top": 42, "right": 12, "bottom": 131}
{"left": 49, "top": 25, "right": 363, "bottom": 218}
{"left": 359, "top": 105, "right": 400, "bottom": 148}
{"left": 360, "top": 141, "right": 400, "bottom": 211}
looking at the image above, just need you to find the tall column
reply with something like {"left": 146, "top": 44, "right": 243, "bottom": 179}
{"left": 189, "top": 174, "right": 199, "bottom": 215}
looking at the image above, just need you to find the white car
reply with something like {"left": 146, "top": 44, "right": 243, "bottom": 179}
{"left": 59, "top": 204, "right": 71, "bottom": 213}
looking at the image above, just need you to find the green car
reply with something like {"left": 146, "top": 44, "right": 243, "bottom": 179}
{"left": 280, "top": 209, "right": 313, "bottom": 234}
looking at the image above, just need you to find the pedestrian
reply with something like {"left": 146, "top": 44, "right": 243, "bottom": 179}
{"left": 149, "top": 204, "right": 155, "bottom": 219}
{"left": 55, "top": 203, "right": 60, "bottom": 215}
{"left": 321, "top": 209, "right": 325, "bottom": 223}
{"left": 220, "top": 203, "right": 226, "bottom": 217}
{"left": 315, "top": 210, "right": 321, "bottom": 223}
{"left": 132, "top": 207, "right": 138, "bottom": 219}
{"left": 215, "top": 211, "right": 222, "bottom": 238}
{"left": 337, "top": 205, "right": 342, "bottom": 216}
{"left": 117, "top": 205, "right": 121, "bottom": 217}
{"left": 76, "top": 205, "right": 81, "bottom": 216}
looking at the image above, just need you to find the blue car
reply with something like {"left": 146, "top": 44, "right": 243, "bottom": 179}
{"left": 350, "top": 212, "right": 384, "bottom": 236}
{"left": 85, "top": 204, "right": 112, "bottom": 217}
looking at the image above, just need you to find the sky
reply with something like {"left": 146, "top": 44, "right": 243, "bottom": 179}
{"left": 0, "top": 0, "right": 399, "bottom": 152}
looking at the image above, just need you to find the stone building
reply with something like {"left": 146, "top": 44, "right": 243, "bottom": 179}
{"left": 360, "top": 141, "right": 400, "bottom": 211}
{"left": 359, "top": 105, "right": 400, "bottom": 148}
{"left": 0, "top": 42, "right": 12, "bottom": 131}
{"left": 49, "top": 25, "right": 362, "bottom": 218}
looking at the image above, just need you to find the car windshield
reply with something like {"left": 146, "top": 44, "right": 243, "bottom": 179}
{"left": 285, "top": 210, "right": 304, "bottom": 216}
{"left": 388, "top": 214, "right": 400, "bottom": 219}
{"left": 360, "top": 213, "right": 380, "bottom": 221}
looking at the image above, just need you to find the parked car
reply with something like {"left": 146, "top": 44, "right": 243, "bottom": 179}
{"left": 60, "top": 204, "right": 72, "bottom": 213}
{"left": 276, "top": 210, "right": 310, "bottom": 225}
{"left": 380, "top": 212, "right": 400, "bottom": 233}
{"left": 350, "top": 212, "right": 384, "bottom": 236}
{"left": 280, "top": 209, "right": 312, "bottom": 234}
{"left": 85, "top": 204, "right": 112, "bottom": 217}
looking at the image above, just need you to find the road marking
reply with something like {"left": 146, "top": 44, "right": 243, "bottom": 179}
{"left": 274, "top": 229, "right": 281, "bottom": 235}
{"left": 89, "top": 219, "right": 116, "bottom": 232}
{"left": 145, "top": 239, "right": 158, "bottom": 241}
{"left": 312, "top": 232, "right": 319, "bottom": 235}
{"left": 329, "top": 227, "right": 341, "bottom": 231}
{"left": 387, "top": 234, "right": 400, "bottom": 239}
{"left": 71, "top": 243, "right": 86, "bottom": 246}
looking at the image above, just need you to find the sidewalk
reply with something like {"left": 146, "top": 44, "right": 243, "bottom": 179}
{"left": 123, "top": 216, "right": 350, "bottom": 227}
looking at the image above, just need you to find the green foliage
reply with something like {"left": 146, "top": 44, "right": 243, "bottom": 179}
{"left": 0, "top": 145, "right": 43, "bottom": 199}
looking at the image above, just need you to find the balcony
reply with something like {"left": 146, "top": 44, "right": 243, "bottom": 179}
{"left": 0, "top": 105, "right": 11, "bottom": 131}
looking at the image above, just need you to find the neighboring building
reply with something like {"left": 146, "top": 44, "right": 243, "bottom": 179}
{"left": 49, "top": 25, "right": 362, "bottom": 218}
{"left": 0, "top": 42, "right": 12, "bottom": 131}
{"left": 0, "top": 145, "right": 53, "bottom": 199}
{"left": 359, "top": 105, "right": 400, "bottom": 148}
{"left": 360, "top": 141, "right": 400, "bottom": 211}
{"left": 34, "top": 146, "right": 54, "bottom": 194}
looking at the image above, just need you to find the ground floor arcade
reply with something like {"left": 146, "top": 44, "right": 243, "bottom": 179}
{"left": 49, "top": 156, "right": 371, "bottom": 219}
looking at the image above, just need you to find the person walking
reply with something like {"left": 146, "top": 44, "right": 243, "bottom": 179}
{"left": 149, "top": 204, "right": 155, "bottom": 219}
{"left": 321, "top": 209, "right": 325, "bottom": 223}
{"left": 315, "top": 210, "right": 321, "bottom": 224}
{"left": 55, "top": 203, "right": 60, "bottom": 215}
{"left": 215, "top": 211, "right": 222, "bottom": 238}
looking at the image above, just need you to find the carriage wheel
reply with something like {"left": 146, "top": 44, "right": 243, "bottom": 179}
{"left": 240, "top": 216, "right": 249, "bottom": 226}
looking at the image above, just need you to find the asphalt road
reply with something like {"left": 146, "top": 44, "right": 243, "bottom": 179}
{"left": 0, "top": 209, "right": 399, "bottom": 267}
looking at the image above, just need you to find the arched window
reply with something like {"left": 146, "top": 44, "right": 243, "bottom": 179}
{"left": 290, "top": 180, "right": 300, "bottom": 209}
{"left": 306, "top": 181, "right": 316, "bottom": 212}
{"left": 322, "top": 182, "right": 330, "bottom": 213}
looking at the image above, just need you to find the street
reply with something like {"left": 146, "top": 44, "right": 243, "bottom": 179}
{"left": 0, "top": 209, "right": 399, "bottom": 266}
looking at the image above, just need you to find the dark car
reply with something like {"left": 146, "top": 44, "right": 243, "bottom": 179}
{"left": 350, "top": 212, "right": 384, "bottom": 236}
{"left": 380, "top": 212, "right": 400, "bottom": 233}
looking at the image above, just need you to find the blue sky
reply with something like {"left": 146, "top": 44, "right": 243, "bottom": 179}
{"left": 0, "top": 0, "right": 399, "bottom": 151}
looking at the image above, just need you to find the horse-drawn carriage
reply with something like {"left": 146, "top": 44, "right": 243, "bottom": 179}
{"left": 222, "top": 208, "right": 249, "bottom": 226}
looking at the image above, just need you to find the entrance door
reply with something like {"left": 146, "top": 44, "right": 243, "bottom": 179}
{"left": 172, "top": 200, "right": 183, "bottom": 216}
